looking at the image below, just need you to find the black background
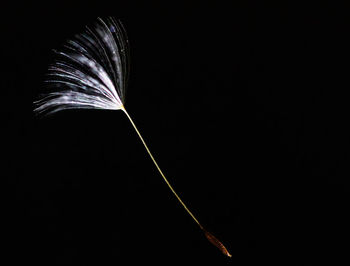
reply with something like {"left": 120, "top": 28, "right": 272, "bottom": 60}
{"left": 3, "top": 1, "right": 348, "bottom": 265}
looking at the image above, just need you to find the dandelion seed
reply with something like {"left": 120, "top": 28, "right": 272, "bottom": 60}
{"left": 34, "top": 17, "right": 231, "bottom": 258}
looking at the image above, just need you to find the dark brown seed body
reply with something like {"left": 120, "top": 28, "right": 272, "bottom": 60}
{"left": 203, "top": 230, "right": 232, "bottom": 257}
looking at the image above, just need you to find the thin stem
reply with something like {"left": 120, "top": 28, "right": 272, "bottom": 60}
{"left": 122, "top": 107, "right": 203, "bottom": 229}
{"left": 121, "top": 106, "right": 231, "bottom": 258}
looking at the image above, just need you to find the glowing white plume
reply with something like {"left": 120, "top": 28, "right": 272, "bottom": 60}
{"left": 34, "top": 17, "right": 129, "bottom": 114}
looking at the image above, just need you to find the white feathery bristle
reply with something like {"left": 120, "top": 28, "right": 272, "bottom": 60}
{"left": 34, "top": 17, "right": 130, "bottom": 115}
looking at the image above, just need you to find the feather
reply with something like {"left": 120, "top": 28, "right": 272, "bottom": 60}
{"left": 34, "top": 17, "right": 230, "bottom": 258}
{"left": 34, "top": 17, "right": 129, "bottom": 115}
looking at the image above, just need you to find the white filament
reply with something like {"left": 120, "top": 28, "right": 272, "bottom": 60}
{"left": 34, "top": 17, "right": 129, "bottom": 115}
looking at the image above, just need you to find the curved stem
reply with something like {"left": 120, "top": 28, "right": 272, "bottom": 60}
{"left": 122, "top": 107, "right": 203, "bottom": 229}
{"left": 121, "top": 106, "right": 231, "bottom": 257}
